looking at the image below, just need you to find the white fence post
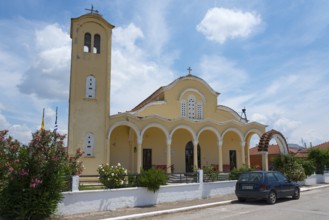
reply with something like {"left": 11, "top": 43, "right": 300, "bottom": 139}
{"left": 197, "top": 169, "right": 203, "bottom": 183}
{"left": 72, "top": 175, "right": 79, "bottom": 192}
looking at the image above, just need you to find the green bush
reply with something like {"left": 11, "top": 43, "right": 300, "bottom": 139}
{"left": 0, "top": 130, "right": 83, "bottom": 220}
{"left": 229, "top": 165, "right": 252, "bottom": 180}
{"left": 298, "top": 159, "right": 316, "bottom": 176}
{"left": 307, "top": 148, "right": 329, "bottom": 174}
{"left": 97, "top": 163, "right": 128, "bottom": 188}
{"left": 272, "top": 155, "right": 306, "bottom": 181}
{"left": 138, "top": 168, "right": 168, "bottom": 192}
{"left": 203, "top": 165, "right": 217, "bottom": 181}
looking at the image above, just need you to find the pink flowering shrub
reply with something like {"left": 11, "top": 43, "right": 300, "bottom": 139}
{"left": 0, "top": 129, "right": 84, "bottom": 219}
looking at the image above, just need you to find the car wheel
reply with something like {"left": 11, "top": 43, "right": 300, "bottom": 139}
{"left": 238, "top": 197, "right": 246, "bottom": 202}
{"left": 267, "top": 191, "right": 277, "bottom": 204}
{"left": 292, "top": 187, "right": 300, "bottom": 200}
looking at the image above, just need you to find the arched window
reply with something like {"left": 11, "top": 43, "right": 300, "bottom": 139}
{"left": 93, "top": 34, "right": 101, "bottom": 54}
{"left": 188, "top": 95, "right": 195, "bottom": 119}
{"left": 86, "top": 75, "right": 96, "bottom": 98}
{"left": 197, "top": 102, "right": 203, "bottom": 119}
{"left": 181, "top": 100, "right": 187, "bottom": 117}
{"left": 84, "top": 33, "right": 91, "bottom": 53}
{"left": 84, "top": 133, "right": 94, "bottom": 157}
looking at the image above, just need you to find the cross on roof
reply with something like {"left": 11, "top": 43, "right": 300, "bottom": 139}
{"left": 85, "top": 5, "right": 99, "bottom": 14}
{"left": 187, "top": 66, "right": 192, "bottom": 75}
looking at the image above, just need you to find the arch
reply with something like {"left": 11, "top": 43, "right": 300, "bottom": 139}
{"left": 166, "top": 75, "right": 219, "bottom": 97}
{"left": 179, "top": 88, "right": 207, "bottom": 103}
{"left": 257, "top": 129, "right": 289, "bottom": 155}
{"left": 222, "top": 127, "right": 244, "bottom": 142}
{"left": 244, "top": 129, "right": 263, "bottom": 141}
{"left": 170, "top": 125, "right": 196, "bottom": 141}
{"left": 141, "top": 123, "right": 169, "bottom": 142}
{"left": 197, "top": 126, "right": 221, "bottom": 142}
{"left": 244, "top": 129, "right": 263, "bottom": 168}
{"left": 107, "top": 121, "right": 141, "bottom": 143}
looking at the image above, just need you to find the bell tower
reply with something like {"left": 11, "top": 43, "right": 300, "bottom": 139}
{"left": 68, "top": 10, "right": 114, "bottom": 174}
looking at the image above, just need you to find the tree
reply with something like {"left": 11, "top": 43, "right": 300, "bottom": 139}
{"left": 308, "top": 148, "right": 329, "bottom": 174}
{"left": 272, "top": 155, "right": 306, "bottom": 181}
{"left": 0, "top": 130, "right": 83, "bottom": 219}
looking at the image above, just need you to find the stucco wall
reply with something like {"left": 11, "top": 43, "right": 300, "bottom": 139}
{"left": 304, "top": 173, "right": 329, "bottom": 185}
{"left": 56, "top": 181, "right": 236, "bottom": 216}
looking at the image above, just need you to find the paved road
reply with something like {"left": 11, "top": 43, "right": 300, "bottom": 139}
{"left": 145, "top": 187, "right": 329, "bottom": 220}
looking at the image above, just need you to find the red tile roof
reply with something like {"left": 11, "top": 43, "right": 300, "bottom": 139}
{"left": 249, "top": 144, "right": 300, "bottom": 155}
{"left": 313, "top": 141, "right": 329, "bottom": 150}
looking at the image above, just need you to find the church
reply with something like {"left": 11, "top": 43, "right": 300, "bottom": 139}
{"left": 67, "top": 11, "right": 268, "bottom": 175}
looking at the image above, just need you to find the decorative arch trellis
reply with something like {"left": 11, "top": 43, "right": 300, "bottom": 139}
{"left": 257, "top": 129, "right": 289, "bottom": 171}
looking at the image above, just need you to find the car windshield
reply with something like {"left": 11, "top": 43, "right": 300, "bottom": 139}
{"left": 239, "top": 172, "right": 263, "bottom": 182}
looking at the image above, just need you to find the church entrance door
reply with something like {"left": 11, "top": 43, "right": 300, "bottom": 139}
{"left": 143, "top": 149, "right": 152, "bottom": 170}
{"left": 229, "top": 150, "right": 237, "bottom": 171}
{"left": 185, "top": 141, "right": 201, "bottom": 172}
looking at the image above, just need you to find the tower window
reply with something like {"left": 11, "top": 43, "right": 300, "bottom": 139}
{"left": 84, "top": 133, "right": 94, "bottom": 157}
{"left": 86, "top": 75, "right": 96, "bottom": 98}
{"left": 93, "top": 34, "right": 101, "bottom": 54}
{"left": 84, "top": 33, "right": 91, "bottom": 53}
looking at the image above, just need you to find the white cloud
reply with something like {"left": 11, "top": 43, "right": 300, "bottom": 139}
{"left": 0, "top": 109, "right": 32, "bottom": 144}
{"left": 35, "top": 24, "right": 70, "bottom": 51}
{"left": 17, "top": 24, "right": 71, "bottom": 100}
{"left": 111, "top": 24, "right": 175, "bottom": 114}
{"left": 113, "top": 23, "right": 144, "bottom": 53}
{"left": 137, "top": 1, "right": 171, "bottom": 57}
{"left": 196, "top": 7, "right": 262, "bottom": 43}
{"left": 0, "top": 112, "right": 10, "bottom": 130}
{"left": 250, "top": 113, "right": 268, "bottom": 125}
{"left": 199, "top": 55, "right": 248, "bottom": 94}
{"left": 8, "top": 124, "right": 32, "bottom": 145}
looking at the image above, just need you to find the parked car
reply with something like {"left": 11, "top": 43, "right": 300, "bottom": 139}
{"left": 235, "top": 171, "right": 300, "bottom": 204}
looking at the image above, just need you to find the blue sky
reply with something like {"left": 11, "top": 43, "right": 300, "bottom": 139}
{"left": 0, "top": 0, "right": 329, "bottom": 147}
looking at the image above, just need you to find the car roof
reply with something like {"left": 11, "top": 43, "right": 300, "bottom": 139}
{"left": 243, "top": 171, "right": 280, "bottom": 174}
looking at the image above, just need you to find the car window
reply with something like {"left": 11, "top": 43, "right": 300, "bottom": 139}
{"left": 239, "top": 173, "right": 250, "bottom": 182}
{"left": 274, "top": 172, "right": 287, "bottom": 182}
{"left": 266, "top": 172, "right": 278, "bottom": 183}
{"left": 239, "top": 173, "right": 262, "bottom": 182}
{"left": 250, "top": 173, "right": 262, "bottom": 182}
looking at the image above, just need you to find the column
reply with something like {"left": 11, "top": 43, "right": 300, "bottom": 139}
{"left": 246, "top": 142, "right": 251, "bottom": 168}
{"left": 193, "top": 140, "right": 198, "bottom": 170}
{"left": 166, "top": 139, "right": 172, "bottom": 173}
{"left": 260, "top": 151, "right": 269, "bottom": 171}
{"left": 106, "top": 138, "right": 110, "bottom": 165}
{"left": 218, "top": 140, "right": 223, "bottom": 172}
{"left": 241, "top": 141, "right": 246, "bottom": 166}
{"left": 136, "top": 139, "right": 142, "bottom": 174}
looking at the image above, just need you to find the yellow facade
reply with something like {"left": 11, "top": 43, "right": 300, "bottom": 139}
{"left": 68, "top": 12, "right": 266, "bottom": 175}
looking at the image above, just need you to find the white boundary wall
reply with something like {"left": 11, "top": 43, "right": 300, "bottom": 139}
{"left": 304, "top": 173, "right": 329, "bottom": 185}
{"left": 56, "top": 180, "right": 236, "bottom": 215}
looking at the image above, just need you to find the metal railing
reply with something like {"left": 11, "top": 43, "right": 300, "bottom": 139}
{"left": 167, "top": 172, "right": 197, "bottom": 184}
{"left": 203, "top": 172, "right": 230, "bottom": 182}
{"left": 79, "top": 174, "right": 145, "bottom": 190}
{"left": 78, "top": 171, "right": 229, "bottom": 190}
